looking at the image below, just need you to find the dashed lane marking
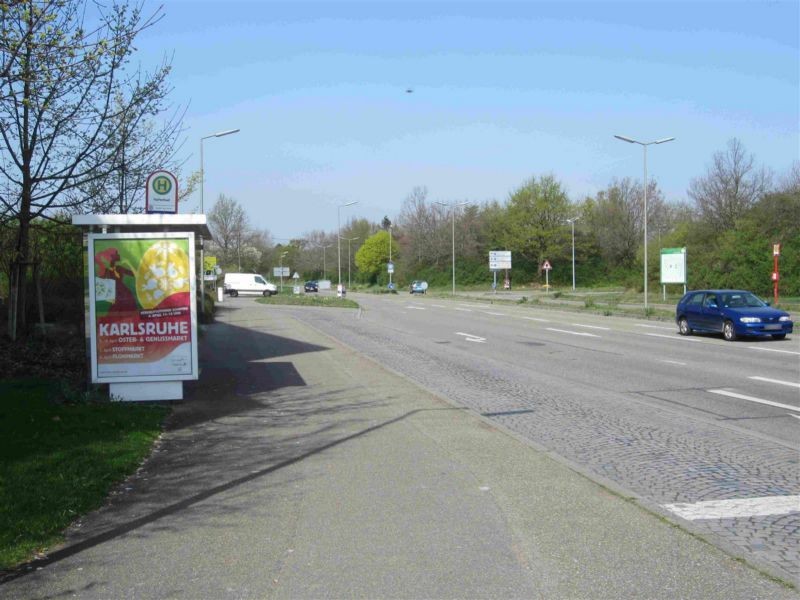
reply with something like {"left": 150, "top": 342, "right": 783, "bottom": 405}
{"left": 659, "top": 360, "right": 687, "bottom": 366}
{"left": 485, "top": 312, "right": 507, "bottom": 316}
{"left": 707, "top": 389, "right": 800, "bottom": 413}
{"left": 545, "top": 328, "right": 600, "bottom": 338}
{"left": 644, "top": 333, "right": 701, "bottom": 342}
{"left": 663, "top": 495, "right": 800, "bottom": 521}
{"left": 406, "top": 306, "right": 426, "bottom": 310}
{"left": 748, "top": 376, "right": 800, "bottom": 389}
{"left": 636, "top": 324, "right": 676, "bottom": 331}
{"left": 522, "top": 317, "right": 550, "bottom": 322}
{"left": 748, "top": 346, "right": 800, "bottom": 356}
{"left": 455, "top": 308, "right": 472, "bottom": 312}
{"left": 571, "top": 323, "right": 610, "bottom": 331}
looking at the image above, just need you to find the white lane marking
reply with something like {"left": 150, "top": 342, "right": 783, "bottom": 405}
{"left": 791, "top": 414, "right": 800, "bottom": 421}
{"left": 748, "top": 376, "right": 800, "bottom": 389}
{"left": 523, "top": 317, "right": 550, "bottom": 323}
{"left": 485, "top": 312, "right": 507, "bottom": 316}
{"left": 545, "top": 327, "right": 600, "bottom": 338}
{"left": 659, "top": 360, "right": 687, "bottom": 366}
{"left": 455, "top": 308, "right": 472, "bottom": 312}
{"left": 431, "top": 304, "right": 447, "bottom": 308}
{"left": 708, "top": 389, "right": 800, "bottom": 413}
{"left": 636, "top": 324, "right": 675, "bottom": 331}
{"left": 455, "top": 332, "right": 486, "bottom": 343}
{"left": 406, "top": 306, "right": 426, "bottom": 310}
{"left": 644, "top": 333, "right": 700, "bottom": 342}
{"left": 571, "top": 323, "right": 610, "bottom": 331}
{"left": 749, "top": 347, "right": 800, "bottom": 356}
{"left": 663, "top": 495, "right": 800, "bottom": 521}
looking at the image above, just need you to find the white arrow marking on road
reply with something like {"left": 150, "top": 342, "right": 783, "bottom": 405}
{"left": 663, "top": 495, "right": 800, "bottom": 521}
{"left": 546, "top": 328, "right": 600, "bottom": 338}
{"left": 749, "top": 347, "right": 800, "bottom": 356}
{"left": 707, "top": 389, "right": 800, "bottom": 413}
{"left": 456, "top": 332, "right": 486, "bottom": 343}
{"left": 571, "top": 323, "right": 610, "bottom": 331}
{"left": 748, "top": 376, "right": 800, "bottom": 389}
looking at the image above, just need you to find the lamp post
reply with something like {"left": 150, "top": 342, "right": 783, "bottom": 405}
{"left": 388, "top": 225, "right": 393, "bottom": 289}
{"left": 614, "top": 134, "right": 675, "bottom": 311}
{"left": 341, "top": 236, "right": 359, "bottom": 288}
{"left": 565, "top": 216, "right": 580, "bottom": 291}
{"left": 436, "top": 201, "right": 470, "bottom": 296}
{"left": 279, "top": 251, "right": 288, "bottom": 292}
{"left": 200, "top": 128, "right": 240, "bottom": 213}
{"left": 337, "top": 202, "right": 358, "bottom": 290}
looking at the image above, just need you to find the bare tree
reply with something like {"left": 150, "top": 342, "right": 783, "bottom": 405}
{"left": 688, "top": 138, "right": 772, "bottom": 229}
{"left": 207, "top": 194, "right": 249, "bottom": 270}
{"left": 0, "top": 0, "right": 175, "bottom": 336}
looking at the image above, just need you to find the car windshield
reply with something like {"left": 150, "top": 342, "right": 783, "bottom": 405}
{"left": 720, "top": 292, "right": 767, "bottom": 308}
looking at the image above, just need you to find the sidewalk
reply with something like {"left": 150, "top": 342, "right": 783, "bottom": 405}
{"left": 2, "top": 301, "right": 795, "bottom": 599}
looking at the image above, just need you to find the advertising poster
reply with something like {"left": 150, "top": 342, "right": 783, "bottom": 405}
{"left": 88, "top": 233, "right": 198, "bottom": 383}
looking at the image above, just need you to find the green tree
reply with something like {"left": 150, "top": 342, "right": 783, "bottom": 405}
{"left": 495, "top": 174, "right": 571, "bottom": 275}
{"left": 355, "top": 230, "right": 394, "bottom": 283}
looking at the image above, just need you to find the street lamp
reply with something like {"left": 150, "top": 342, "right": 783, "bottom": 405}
{"left": 614, "top": 134, "right": 675, "bottom": 310}
{"left": 436, "top": 201, "right": 470, "bottom": 296}
{"left": 279, "top": 251, "right": 288, "bottom": 292}
{"left": 337, "top": 201, "right": 358, "bottom": 289}
{"left": 340, "top": 236, "right": 359, "bottom": 288}
{"left": 565, "top": 216, "right": 580, "bottom": 291}
{"left": 200, "top": 128, "right": 240, "bottom": 213}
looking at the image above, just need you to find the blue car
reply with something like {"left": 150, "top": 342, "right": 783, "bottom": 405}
{"left": 676, "top": 289, "right": 793, "bottom": 341}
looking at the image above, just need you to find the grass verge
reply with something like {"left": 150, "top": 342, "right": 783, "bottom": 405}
{"left": 257, "top": 294, "right": 359, "bottom": 308}
{"left": 0, "top": 380, "right": 168, "bottom": 571}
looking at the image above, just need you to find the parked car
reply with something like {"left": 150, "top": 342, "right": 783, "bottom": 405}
{"left": 223, "top": 272, "right": 277, "bottom": 297}
{"left": 304, "top": 280, "right": 318, "bottom": 293}
{"left": 409, "top": 280, "right": 428, "bottom": 294}
{"left": 675, "top": 289, "right": 793, "bottom": 341}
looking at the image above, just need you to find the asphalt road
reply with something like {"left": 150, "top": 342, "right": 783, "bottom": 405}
{"left": 286, "top": 291, "right": 800, "bottom": 583}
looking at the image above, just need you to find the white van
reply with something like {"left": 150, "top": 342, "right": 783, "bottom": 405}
{"left": 223, "top": 273, "right": 278, "bottom": 297}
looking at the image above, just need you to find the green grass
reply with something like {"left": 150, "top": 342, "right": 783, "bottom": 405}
{"left": 0, "top": 380, "right": 168, "bottom": 570}
{"left": 256, "top": 293, "right": 359, "bottom": 308}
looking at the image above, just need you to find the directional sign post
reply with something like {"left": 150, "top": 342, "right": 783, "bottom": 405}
{"left": 489, "top": 251, "right": 511, "bottom": 294}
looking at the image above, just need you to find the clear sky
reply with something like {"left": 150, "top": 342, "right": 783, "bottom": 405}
{"left": 136, "top": 0, "right": 799, "bottom": 240}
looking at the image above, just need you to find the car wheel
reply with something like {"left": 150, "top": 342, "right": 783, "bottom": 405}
{"left": 723, "top": 320, "right": 737, "bottom": 341}
{"left": 771, "top": 333, "right": 786, "bottom": 340}
{"left": 678, "top": 317, "right": 692, "bottom": 336}
{"left": 263, "top": 290, "right": 270, "bottom": 297}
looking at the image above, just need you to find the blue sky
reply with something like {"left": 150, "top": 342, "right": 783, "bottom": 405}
{"left": 136, "top": 1, "right": 799, "bottom": 240}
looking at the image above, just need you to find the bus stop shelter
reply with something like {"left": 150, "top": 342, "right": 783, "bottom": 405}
{"left": 72, "top": 214, "right": 213, "bottom": 401}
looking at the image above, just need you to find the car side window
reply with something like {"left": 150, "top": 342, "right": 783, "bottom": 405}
{"left": 704, "top": 294, "right": 717, "bottom": 308}
{"left": 255, "top": 276, "right": 266, "bottom": 284}
{"left": 686, "top": 293, "right": 703, "bottom": 307}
